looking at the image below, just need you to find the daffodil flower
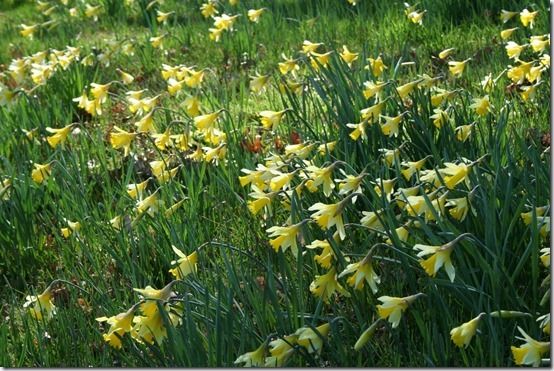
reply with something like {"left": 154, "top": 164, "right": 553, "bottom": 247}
{"left": 377, "top": 293, "right": 423, "bottom": 328}
{"left": 510, "top": 326, "right": 550, "bottom": 366}
{"left": 450, "top": 313, "right": 484, "bottom": 348}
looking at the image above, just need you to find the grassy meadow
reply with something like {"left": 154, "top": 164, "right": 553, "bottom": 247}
{"left": 0, "top": 0, "right": 551, "bottom": 367}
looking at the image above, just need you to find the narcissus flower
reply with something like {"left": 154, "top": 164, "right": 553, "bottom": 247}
{"left": 309, "top": 267, "right": 350, "bottom": 303}
{"left": 302, "top": 40, "right": 323, "bottom": 55}
{"left": 24, "top": 285, "right": 56, "bottom": 321}
{"left": 309, "top": 201, "right": 347, "bottom": 240}
{"left": 247, "top": 8, "right": 265, "bottom": 23}
{"left": 414, "top": 234, "right": 470, "bottom": 281}
{"left": 377, "top": 293, "right": 423, "bottom": 328}
{"left": 446, "top": 196, "right": 470, "bottom": 221}
{"left": 539, "top": 247, "right": 550, "bottom": 268}
{"left": 519, "top": 9, "right": 539, "bottom": 28}
{"left": 267, "top": 222, "right": 302, "bottom": 257}
{"left": 32, "top": 163, "right": 52, "bottom": 184}
{"left": 200, "top": 2, "right": 218, "bottom": 18}
{"left": 510, "top": 326, "right": 550, "bottom": 366}
{"left": 396, "top": 80, "right": 420, "bottom": 99}
{"left": 448, "top": 59, "right": 470, "bottom": 76}
{"left": 505, "top": 41, "right": 526, "bottom": 60}
{"left": 500, "top": 10, "right": 518, "bottom": 23}
{"left": 278, "top": 54, "right": 300, "bottom": 75}
{"left": 339, "top": 256, "right": 380, "bottom": 293}
{"left": 537, "top": 313, "right": 550, "bottom": 334}
{"left": 360, "top": 100, "right": 387, "bottom": 122}
{"left": 340, "top": 45, "right": 359, "bottom": 66}
{"left": 450, "top": 313, "right": 484, "bottom": 348}
{"left": 96, "top": 304, "right": 139, "bottom": 349}
{"left": 362, "top": 80, "right": 388, "bottom": 100}
{"left": 259, "top": 110, "right": 287, "bottom": 131}
{"left": 20, "top": 24, "right": 39, "bottom": 39}
{"left": 156, "top": 10, "right": 174, "bottom": 24}
{"left": 438, "top": 48, "right": 455, "bottom": 60}
{"left": 401, "top": 157, "right": 428, "bottom": 181}
{"left": 500, "top": 27, "right": 518, "bottom": 40}
{"left": 194, "top": 111, "right": 222, "bottom": 130}
{"left": 234, "top": 340, "right": 267, "bottom": 367}
{"left": 46, "top": 124, "right": 73, "bottom": 148}
{"left": 110, "top": 126, "right": 137, "bottom": 156}
{"left": 168, "top": 246, "right": 198, "bottom": 279}
{"left": 264, "top": 335, "right": 297, "bottom": 367}
{"left": 306, "top": 239, "right": 335, "bottom": 268}
{"left": 295, "top": 323, "right": 331, "bottom": 354}
{"left": 250, "top": 73, "right": 270, "bottom": 94}
{"left": 133, "top": 281, "right": 178, "bottom": 317}
{"left": 470, "top": 95, "right": 491, "bottom": 116}
{"left": 367, "top": 56, "right": 387, "bottom": 77}
{"left": 61, "top": 220, "right": 81, "bottom": 238}
{"left": 407, "top": 10, "right": 426, "bottom": 25}
{"left": 380, "top": 113, "right": 406, "bottom": 137}
{"left": 455, "top": 123, "right": 475, "bottom": 142}
{"left": 347, "top": 120, "right": 368, "bottom": 141}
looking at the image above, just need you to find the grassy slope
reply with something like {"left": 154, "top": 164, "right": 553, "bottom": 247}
{"left": 0, "top": 0, "right": 550, "bottom": 367}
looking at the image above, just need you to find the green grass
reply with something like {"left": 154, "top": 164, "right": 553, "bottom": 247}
{"left": 0, "top": 0, "right": 550, "bottom": 367}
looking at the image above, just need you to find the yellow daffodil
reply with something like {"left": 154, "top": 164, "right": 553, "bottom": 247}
{"left": 377, "top": 293, "right": 423, "bottom": 328}
{"left": 61, "top": 220, "right": 81, "bottom": 238}
{"left": 156, "top": 10, "right": 174, "bottom": 24}
{"left": 96, "top": 304, "right": 139, "bottom": 349}
{"left": 110, "top": 126, "right": 137, "bottom": 156}
{"left": 250, "top": 73, "right": 270, "bottom": 94}
{"left": 247, "top": 8, "right": 266, "bottom": 23}
{"left": 414, "top": 234, "right": 470, "bottom": 281}
{"left": 470, "top": 95, "right": 491, "bottom": 116}
{"left": 234, "top": 340, "right": 267, "bottom": 367}
{"left": 455, "top": 123, "right": 475, "bottom": 142}
{"left": 511, "top": 326, "right": 550, "bottom": 366}
{"left": 24, "top": 285, "right": 56, "bottom": 321}
{"left": 519, "top": 9, "right": 539, "bottom": 29}
{"left": 340, "top": 45, "right": 359, "bottom": 66}
{"left": 401, "top": 157, "right": 428, "bottom": 181}
{"left": 539, "top": 247, "right": 550, "bottom": 268}
{"left": 302, "top": 40, "right": 323, "bottom": 55}
{"left": 20, "top": 24, "right": 39, "bottom": 39}
{"left": 169, "top": 246, "right": 198, "bottom": 279}
{"left": 295, "top": 323, "right": 330, "bottom": 354}
{"left": 367, "top": 55, "right": 387, "bottom": 77}
{"left": 438, "top": 48, "right": 455, "bottom": 60}
{"left": 309, "top": 201, "right": 347, "bottom": 240}
{"left": 200, "top": 2, "right": 218, "bottom": 18}
{"left": 32, "top": 163, "right": 52, "bottom": 184}
{"left": 278, "top": 54, "right": 300, "bottom": 75}
{"left": 309, "top": 267, "right": 350, "bottom": 303}
{"left": 500, "top": 27, "right": 518, "bottom": 40}
{"left": 264, "top": 335, "right": 297, "bottom": 367}
{"left": 362, "top": 80, "right": 388, "bottom": 100}
{"left": 306, "top": 239, "right": 335, "bottom": 268}
{"left": 450, "top": 313, "right": 484, "bottom": 348}
{"left": 407, "top": 10, "right": 426, "bottom": 25}
{"left": 500, "top": 10, "right": 518, "bottom": 23}
{"left": 46, "top": 124, "right": 73, "bottom": 148}
{"left": 259, "top": 110, "right": 287, "bottom": 131}
{"left": 339, "top": 256, "right": 380, "bottom": 293}
{"left": 448, "top": 59, "right": 470, "bottom": 76}
{"left": 505, "top": 41, "right": 526, "bottom": 59}
{"left": 446, "top": 196, "right": 470, "bottom": 221}
{"left": 267, "top": 222, "right": 302, "bottom": 257}
{"left": 537, "top": 313, "right": 550, "bottom": 334}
